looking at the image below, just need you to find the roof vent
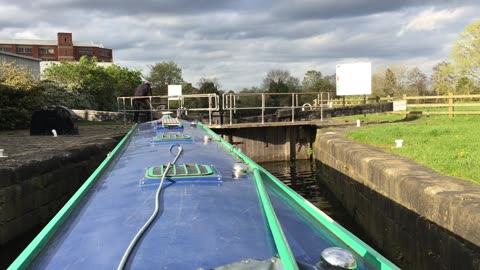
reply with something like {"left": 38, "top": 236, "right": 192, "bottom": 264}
{"left": 232, "top": 163, "right": 249, "bottom": 178}
{"left": 318, "top": 247, "right": 357, "bottom": 269}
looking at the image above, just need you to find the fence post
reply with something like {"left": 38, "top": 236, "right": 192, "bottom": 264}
{"left": 320, "top": 93, "right": 323, "bottom": 121}
{"left": 262, "top": 93, "right": 265, "bottom": 124}
{"left": 291, "top": 93, "right": 295, "bottom": 123}
{"left": 448, "top": 92, "right": 454, "bottom": 118}
{"left": 209, "top": 95, "right": 212, "bottom": 125}
{"left": 229, "top": 94, "right": 233, "bottom": 125}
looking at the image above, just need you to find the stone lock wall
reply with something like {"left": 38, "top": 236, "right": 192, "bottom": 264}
{"left": 314, "top": 130, "right": 480, "bottom": 270}
{"left": 0, "top": 139, "right": 120, "bottom": 245}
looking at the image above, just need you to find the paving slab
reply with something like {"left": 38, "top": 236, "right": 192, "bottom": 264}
{"left": 0, "top": 125, "right": 132, "bottom": 163}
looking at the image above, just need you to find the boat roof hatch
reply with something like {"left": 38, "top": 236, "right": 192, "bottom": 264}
{"left": 212, "top": 257, "right": 284, "bottom": 270}
{"left": 151, "top": 133, "right": 193, "bottom": 143}
{"left": 141, "top": 163, "right": 221, "bottom": 185}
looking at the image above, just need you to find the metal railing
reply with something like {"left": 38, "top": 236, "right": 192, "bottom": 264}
{"left": 222, "top": 92, "right": 331, "bottom": 125}
{"left": 117, "top": 92, "right": 330, "bottom": 126}
{"left": 117, "top": 93, "right": 219, "bottom": 125}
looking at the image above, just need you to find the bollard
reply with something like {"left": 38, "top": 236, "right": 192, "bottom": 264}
{"left": 395, "top": 139, "right": 404, "bottom": 148}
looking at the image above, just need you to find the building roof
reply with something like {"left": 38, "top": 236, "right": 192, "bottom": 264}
{"left": 0, "top": 39, "right": 106, "bottom": 48}
{"left": 0, "top": 51, "right": 41, "bottom": 61}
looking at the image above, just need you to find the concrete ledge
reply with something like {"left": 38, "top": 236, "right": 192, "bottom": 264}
{"left": 314, "top": 130, "right": 480, "bottom": 269}
{"left": 72, "top": 109, "right": 132, "bottom": 121}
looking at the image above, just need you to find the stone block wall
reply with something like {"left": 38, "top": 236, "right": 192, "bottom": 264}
{"left": 0, "top": 139, "right": 119, "bottom": 245}
{"left": 314, "top": 130, "right": 480, "bottom": 269}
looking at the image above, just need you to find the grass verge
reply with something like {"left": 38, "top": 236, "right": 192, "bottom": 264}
{"left": 345, "top": 115, "right": 480, "bottom": 184}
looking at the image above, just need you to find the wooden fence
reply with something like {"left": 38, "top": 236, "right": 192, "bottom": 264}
{"left": 331, "top": 94, "right": 480, "bottom": 117}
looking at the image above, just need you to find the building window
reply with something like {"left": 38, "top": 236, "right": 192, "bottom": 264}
{"left": 99, "top": 49, "right": 109, "bottom": 57}
{"left": 16, "top": 47, "right": 33, "bottom": 53}
{"left": 39, "top": 48, "right": 55, "bottom": 54}
{"left": 78, "top": 48, "right": 93, "bottom": 56}
{"left": 0, "top": 47, "right": 12, "bottom": 52}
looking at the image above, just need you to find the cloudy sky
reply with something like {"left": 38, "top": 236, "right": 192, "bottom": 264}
{"left": 0, "top": 0, "right": 478, "bottom": 90}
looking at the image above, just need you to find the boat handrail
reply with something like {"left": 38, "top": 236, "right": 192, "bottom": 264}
{"left": 8, "top": 124, "right": 139, "bottom": 270}
{"left": 198, "top": 122, "right": 400, "bottom": 270}
{"left": 252, "top": 168, "right": 299, "bottom": 270}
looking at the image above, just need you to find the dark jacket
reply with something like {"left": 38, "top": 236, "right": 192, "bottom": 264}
{"left": 134, "top": 83, "right": 152, "bottom": 97}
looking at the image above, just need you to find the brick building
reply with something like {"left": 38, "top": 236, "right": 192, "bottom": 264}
{"left": 0, "top": 32, "right": 113, "bottom": 62}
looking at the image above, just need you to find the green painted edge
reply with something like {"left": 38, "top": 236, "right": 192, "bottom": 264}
{"left": 8, "top": 124, "right": 138, "bottom": 270}
{"left": 198, "top": 122, "right": 399, "bottom": 270}
{"left": 194, "top": 163, "right": 200, "bottom": 174}
{"left": 253, "top": 168, "right": 299, "bottom": 270}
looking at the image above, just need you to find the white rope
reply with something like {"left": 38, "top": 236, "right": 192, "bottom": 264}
{"left": 117, "top": 145, "right": 183, "bottom": 270}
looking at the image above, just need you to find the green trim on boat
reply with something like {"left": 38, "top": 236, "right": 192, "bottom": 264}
{"left": 253, "top": 168, "right": 299, "bottom": 270}
{"left": 145, "top": 163, "right": 214, "bottom": 179}
{"left": 8, "top": 124, "right": 138, "bottom": 270}
{"left": 198, "top": 122, "right": 400, "bottom": 270}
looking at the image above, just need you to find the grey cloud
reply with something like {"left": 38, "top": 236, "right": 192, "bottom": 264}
{"left": 21, "top": 0, "right": 264, "bottom": 16}
{"left": 270, "top": 0, "right": 463, "bottom": 20}
{"left": 0, "top": 0, "right": 478, "bottom": 90}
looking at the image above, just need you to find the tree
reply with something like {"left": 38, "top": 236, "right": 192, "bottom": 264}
{"left": 262, "top": 69, "right": 300, "bottom": 107}
{"left": 181, "top": 82, "right": 197, "bottom": 95}
{"left": 147, "top": 61, "right": 183, "bottom": 95}
{"left": 301, "top": 70, "right": 335, "bottom": 105}
{"left": 43, "top": 56, "right": 142, "bottom": 110}
{"left": 105, "top": 65, "right": 142, "bottom": 97}
{"left": 43, "top": 56, "right": 97, "bottom": 88}
{"left": 195, "top": 77, "right": 220, "bottom": 108}
{"left": 372, "top": 65, "right": 429, "bottom": 97}
{"left": 384, "top": 68, "right": 397, "bottom": 97}
{"left": 407, "top": 67, "right": 428, "bottom": 96}
{"left": 262, "top": 69, "right": 302, "bottom": 93}
{"left": 431, "top": 62, "right": 457, "bottom": 95}
{"left": 0, "top": 61, "right": 38, "bottom": 90}
{"left": 302, "top": 70, "right": 335, "bottom": 95}
{"left": 456, "top": 76, "right": 477, "bottom": 94}
{"left": 371, "top": 67, "right": 387, "bottom": 97}
{"left": 451, "top": 21, "right": 480, "bottom": 80}
{"left": 198, "top": 77, "right": 220, "bottom": 94}
{"left": 262, "top": 70, "right": 291, "bottom": 89}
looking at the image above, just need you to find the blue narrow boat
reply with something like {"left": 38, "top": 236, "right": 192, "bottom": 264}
{"left": 9, "top": 118, "right": 399, "bottom": 270}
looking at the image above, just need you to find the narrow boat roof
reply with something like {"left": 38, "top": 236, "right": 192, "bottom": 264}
{"left": 10, "top": 120, "right": 398, "bottom": 270}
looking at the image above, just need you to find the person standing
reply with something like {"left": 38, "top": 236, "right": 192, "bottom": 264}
{"left": 133, "top": 81, "right": 153, "bottom": 123}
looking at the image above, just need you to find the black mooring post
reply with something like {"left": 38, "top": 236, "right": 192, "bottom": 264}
{"left": 364, "top": 95, "right": 367, "bottom": 117}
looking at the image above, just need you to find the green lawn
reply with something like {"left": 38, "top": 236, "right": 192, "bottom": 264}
{"left": 407, "top": 105, "right": 480, "bottom": 112}
{"left": 345, "top": 115, "right": 480, "bottom": 183}
{"left": 333, "top": 113, "right": 404, "bottom": 122}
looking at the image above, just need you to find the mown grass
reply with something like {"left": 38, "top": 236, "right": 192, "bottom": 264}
{"left": 407, "top": 105, "right": 480, "bottom": 112}
{"left": 345, "top": 115, "right": 480, "bottom": 183}
{"left": 333, "top": 113, "right": 404, "bottom": 122}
